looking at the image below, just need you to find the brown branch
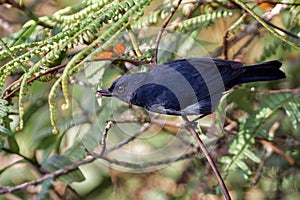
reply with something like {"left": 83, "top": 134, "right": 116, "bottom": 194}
{"left": 232, "top": 33, "right": 257, "bottom": 60}
{"left": 2, "top": 63, "right": 66, "bottom": 100}
{"left": 100, "top": 120, "right": 116, "bottom": 155}
{"left": 0, "top": 120, "right": 198, "bottom": 194}
{"left": 86, "top": 57, "right": 148, "bottom": 66}
{"left": 252, "top": 87, "right": 300, "bottom": 94}
{"left": 263, "top": 20, "right": 300, "bottom": 40}
{"left": 260, "top": 139, "right": 295, "bottom": 166}
{"left": 101, "top": 148, "right": 198, "bottom": 169}
{"left": 2, "top": 0, "right": 53, "bottom": 28}
{"left": 153, "top": 0, "right": 182, "bottom": 64}
{"left": 251, "top": 141, "right": 273, "bottom": 186}
{"left": 211, "top": 3, "right": 288, "bottom": 57}
{"left": 223, "top": 31, "right": 229, "bottom": 60}
{"left": 0, "top": 157, "right": 97, "bottom": 194}
{"left": 2, "top": 57, "right": 146, "bottom": 101}
{"left": 182, "top": 116, "right": 231, "bottom": 200}
{"left": 0, "top": 111, "right": 225, "bottom": 194}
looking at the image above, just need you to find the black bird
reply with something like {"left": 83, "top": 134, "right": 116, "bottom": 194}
{"left": 97, "top": 58, "right": 285, "bottom": 115}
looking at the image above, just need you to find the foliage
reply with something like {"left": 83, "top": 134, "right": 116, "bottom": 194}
{"left": 220, "top": 92, "right": 300, "bottom": 179}
{"left": 0, "top": 0, "right": 299, "bottom": 199}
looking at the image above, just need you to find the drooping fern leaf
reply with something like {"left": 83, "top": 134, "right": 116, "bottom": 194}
{"left": 0, "top": 99, "right": 18, "bottom": 147}
{"left": 177, "top": 9, "right": 235, "bottom": 33}
{"left": 282, "top": 94, "right": 300, "bottom": 130}
{"left": 0, "top": 0, "right": 152, "bottom": 133}
{"left": 220, "top": 92, "right": 300, "bottom": 179}
{"left": 256, "top": 5, "right": 300, "bottom": 62}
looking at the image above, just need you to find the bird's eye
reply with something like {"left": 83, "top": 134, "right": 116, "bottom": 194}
{"left": 116, "top": 85, "right": 125, "bottom": 93}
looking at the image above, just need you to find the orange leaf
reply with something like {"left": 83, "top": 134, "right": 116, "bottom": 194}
{"left": 92, "top": 51, "right": 113, "bottom": 59}
{"left": 113, "top": 43, "right": 126, "bottom": 55}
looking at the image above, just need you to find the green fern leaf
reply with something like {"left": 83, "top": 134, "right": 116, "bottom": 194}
{"left": 221, "top": 92, "right": 298, "bottom": 179}
{"left": 282, "top": 94, "right": 300, "bottom": 129}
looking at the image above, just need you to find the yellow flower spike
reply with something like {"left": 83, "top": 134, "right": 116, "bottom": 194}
{"left": 48, "top": 77, "right": 62, "bottom": 134}
{"left": 18, "top": 74, "right": 28, "bottom": 132}
{"left": 52, "top": 127, "right": 59, "bottom": 134}
{"left": 49, "top": 97, "right": 59, "bottom": 134}
{"left": 61, "top": 73, "right": 71, "bottom": 110}
{"left": 61, "top": 103, "right": 69, "bottom": 110}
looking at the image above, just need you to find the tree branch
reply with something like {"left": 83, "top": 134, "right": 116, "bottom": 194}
{"left": 211, "top": 3, "right": 293, "bottom": 57}
{"left": 232, "top": 0, "right": 299, "bottom": 48}
{"left": 182, "top": 116, "right": 231, "bottom": 200}
{"left": 2, "top": 0, "right": 53, "bottom": 28}
{"left": 153, "top": 0, "right": 182, "bottom": 64}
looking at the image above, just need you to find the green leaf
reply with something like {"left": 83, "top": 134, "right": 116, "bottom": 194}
{"left": 8, "top": 22, "right": 38, "bottom": 47}
{"left": 63, "top": 142, "right": 86, "bottom": 161}
{"left": 42, "top": 155, "right": 85, "bottom": 184}
{"left": 235, "top": 164, "right": 251, "bottom": 180}
{"left": 243, "top": 149, "right": 261, "bottom": 163}
{"left": 221, "top": 93, "right": 298, "bottom": 179}
{"left": 0, "top": 125, "right": 12, "bottom": 136}
{"left": 219, "top": 156, "right": 233, "bottom": 165}
{"left": 38, "top": 178, "right": 52, "bottom": 200}
{"left": 282, "top": 95, "right": 300, "bottom": 129}
{"left": 223, "top": 88, "right": 256, "bottom": 113}
{"left": 101, "top": 66, "right": 124, "bottom": 89}
{"left": 7, "top": 136, "right": 19, "bottom": 153}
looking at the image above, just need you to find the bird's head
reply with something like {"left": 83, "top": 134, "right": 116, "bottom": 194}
{"left": 97, "top": 72, "right": 148, "bottom": 104}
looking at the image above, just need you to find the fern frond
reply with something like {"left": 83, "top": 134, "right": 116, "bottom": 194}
{"left": 220, "top": 93, "right": 299, "bottom": 179}
{"left": 133, "top": 10, "right": 160, "bottom": 29}
{"left": 47, "top": 0, "right": 151, "bottom": 132}
{"left": 177, "top": 9, "right": 235, "bottom": 33}
{"left": 282, "top": 94, "right": 300, "bottom": 129}
{"left": 0, "top": 99, "right": 16, "bottom": 139}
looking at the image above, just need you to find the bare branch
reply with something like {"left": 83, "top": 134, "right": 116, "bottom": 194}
{"left": 153, "top": 0, "right": 182, "bottom": 64}
{"left": 211, "top": 3, "right": 292, "bottom": 57}
{"left": 182, "top": 116, "right": 231, "bottom": 200}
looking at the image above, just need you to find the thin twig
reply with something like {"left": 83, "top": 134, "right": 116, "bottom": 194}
{"left": 264, "top": 20, "right": 300, "bottom": 40}
{"left": 232, "top": 1, "right": 299, "bottom": 48}
{"left": 2, "top": 57, "right": 147, "bottom": 100}
{"left": 2, "top": 63, "right": 67, "bottom": 100}
{"left": 0, "top": 127, "right": 199, "bottom": 194}
{"left": 111, "top": 118, "right": 197, "bottom": 148}
{"left": 211, "top": 3, "right": 290, "bottom": 57}
{"left": 153, "top": 0, "right": 182, "bottom": 64}
{"left": 101, "top": 147, "right": 198, "bottom": 169}
{"left": 127, "top": 26, "right": 143, "bottom": 57}
{"left": 100, "top": 120, "right": 116, "bottom": 156}
{"left": 0, "top": 157, "right": 96, "bottom": 194}
{"left": 252, "top": 87, "right": 300, "bottom": 95}
{"left": 86, "top": 57, "right": 147, "bottom": 66}
{"left": 105, "top": 123, "right": 151, "bottom": 153}
{"left": 0, "top": 120, "right": 116, "bottom": 194}
{"left": 223, "top": 14, "right": 247, "bottom": 60}
{"left": 232, "top": 33, "right": 257, "bottom": 60}
{"left": 223, "top": 32, "right": 229, "bottom": 60}
{"left": 182, "top": 116, "right": 231, "bottom": 200}
{"left": 4, "top": 0, "right": 53, "bottom": 28}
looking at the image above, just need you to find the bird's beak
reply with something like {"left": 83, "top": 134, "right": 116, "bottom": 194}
{"left": 96, "top": 89, "right": 112, "bottom": 97}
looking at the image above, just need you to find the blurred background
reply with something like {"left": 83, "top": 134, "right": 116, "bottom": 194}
{"left": 0, "top": 0, "right": 300, "bottom": 199}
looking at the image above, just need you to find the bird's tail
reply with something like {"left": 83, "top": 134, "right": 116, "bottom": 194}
{"left": 233, "top": 60, "right": 286, "bottom": 85}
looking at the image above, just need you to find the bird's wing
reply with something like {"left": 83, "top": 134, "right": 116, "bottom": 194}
{"left": 146, "top": 58, "right": 245, "bottom": 113}
{"left": 162, "top": 58, "right": 245, "bottom": 84}
{"left": 151, "top": 58, "right": 244, "bottom": 98}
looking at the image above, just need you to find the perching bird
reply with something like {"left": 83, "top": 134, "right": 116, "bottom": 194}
{"left": 97, "top": 58, "right": 285, "bottom": 115}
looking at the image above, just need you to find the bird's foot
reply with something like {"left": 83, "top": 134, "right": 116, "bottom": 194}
{"left": 184, "top": 120, "right": 198, "bottom": 129}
